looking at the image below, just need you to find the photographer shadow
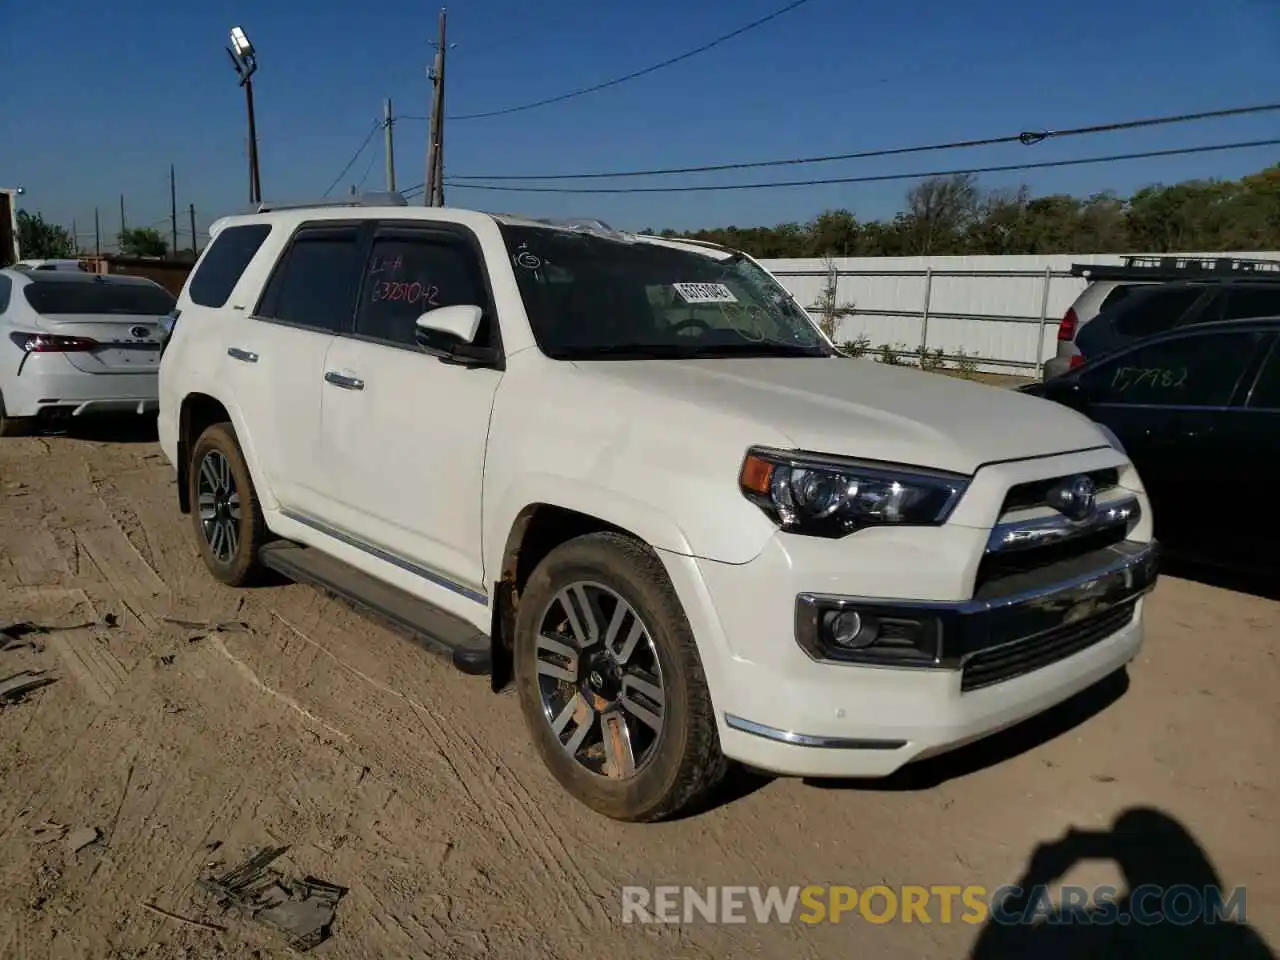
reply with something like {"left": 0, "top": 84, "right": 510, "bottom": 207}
{"left": 968, "top": 807, "right": 1275, "bottom": 960}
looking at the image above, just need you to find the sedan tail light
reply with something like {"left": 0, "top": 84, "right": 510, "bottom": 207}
{"left": 1069, "top": 354, "right": 1086, "bottom": 370}
{"left": 1057, "top": 307, "right": 1079, "bottom": 342}
{"left": 9, "top": 332, "right": 99, "bottom": 353}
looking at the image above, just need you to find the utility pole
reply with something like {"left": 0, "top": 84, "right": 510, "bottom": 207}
{"left": 169, "top": 164, "right": 179, "bottom": 258}
{"left": 384, "top": 98, "right": 397, "bottom": 192}
{"left": 433, "top": 92, "right": 445, "bottom": 206}
{"left": 119, "top": 194, "right": 127, "bottom": 242}
{"left": 188, "top": 204, "right": 197, "bottom": 258}
{"left": 424, "top": 9, "right": 447, "bottom": 206}
{"left": 71, "top": 220, "right": 78, "bottom": 256}
{"left": 94, "top": 208, "right": 101, "bottom": 256}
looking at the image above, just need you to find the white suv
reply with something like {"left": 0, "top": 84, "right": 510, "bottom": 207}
{"left": 158, "top": 198, "right": 1159, "bottom": 822}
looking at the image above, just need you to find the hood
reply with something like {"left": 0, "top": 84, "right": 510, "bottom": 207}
{"left": 574, "top": 357, "right": 1108, "bottom": 475}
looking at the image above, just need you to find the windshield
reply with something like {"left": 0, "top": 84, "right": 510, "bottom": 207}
{"left": 24, "top": 279, "right": 176, "bottom": 316}
{"left": 497, "top": 224, "right": 831, "bottom": 359}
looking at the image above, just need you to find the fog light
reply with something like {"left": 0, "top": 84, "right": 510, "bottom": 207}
{"left": 828, "top": 610, "right": 879, "bottom": 649}
{"left": 797, "top": 595, "right": 946, "bottom": 666}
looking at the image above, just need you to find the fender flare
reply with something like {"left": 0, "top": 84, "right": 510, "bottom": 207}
{"left": 177, "top": 390, "right": 278, "bottom": 514}
{"left": 487, "top": 473, "right": 696, "bottom": 583}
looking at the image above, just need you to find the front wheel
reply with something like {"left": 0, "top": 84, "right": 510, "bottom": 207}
{"left": 514, "top": 532, "right": 726, "bottom": 822}
{"left": 188, "top": 422, "right": 267, "bottom": 586}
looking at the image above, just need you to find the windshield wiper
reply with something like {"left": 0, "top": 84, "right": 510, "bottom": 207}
{"left": 554, "top": 343, "right": 706, "bottom": 360}
{"left": 708, "top": 341, "right": 832, "bottom": 357}
{"left": 557, "top": 341, "right": 831, "bottom": 360}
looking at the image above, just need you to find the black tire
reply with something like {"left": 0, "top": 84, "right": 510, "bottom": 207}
{"left": 0, "top": 392, "right": 33, "bottom": 438}
{"left": 188, "top": 422, "right": 268, "bottom": 586}
{"left": 514, "top": 531, "right": 727, "bottom": 822}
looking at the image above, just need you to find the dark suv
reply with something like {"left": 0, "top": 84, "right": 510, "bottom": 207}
{"left": 1024, "top": 317, "right": 1280, "bottom": 573}
{"left": 1073, "top": 279, "right": 1280, "bottom": 369}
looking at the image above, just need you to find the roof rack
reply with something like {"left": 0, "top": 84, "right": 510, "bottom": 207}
{"left": 254, "top": 190, "right": 408, "bottom": 213}
{"left": 533, "top": 217, "right": 617, "bottom": 232}
{"left": 1071, "top": 255, "right": 1280, "bottom": 282}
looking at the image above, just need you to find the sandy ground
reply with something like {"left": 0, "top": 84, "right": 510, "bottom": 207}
{"left": 0, "top": 420, "right": 1276, "bottom": 960}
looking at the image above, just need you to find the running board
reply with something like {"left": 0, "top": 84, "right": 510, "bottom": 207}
{"left": 259, "top": 541, "right": 491, "bottom": 676}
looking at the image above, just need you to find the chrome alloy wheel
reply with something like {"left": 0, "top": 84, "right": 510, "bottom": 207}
{"left": 534, "top": 581, "right": 666, "bottom": 780}
{"left": 196, "top": 450, "right": 241, "bottom": 563}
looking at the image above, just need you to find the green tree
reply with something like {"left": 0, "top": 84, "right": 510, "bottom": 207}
{"left": 16, "top": 210, "right": 76, "bottom": 259}
{"left": 805, "top": 209, "right": 860, "bottom": 256}
{"left": 117, "top": 227, "right": 168, "bottom": 258}
{"left": 659, "top": 163, "right": 1280, "bottom": 259}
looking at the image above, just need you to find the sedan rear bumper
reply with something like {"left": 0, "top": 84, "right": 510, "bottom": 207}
{"left": 2, "top": 353, "right": 158, "bottom": 418}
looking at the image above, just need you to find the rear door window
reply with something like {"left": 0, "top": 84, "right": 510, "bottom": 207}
{"left": 354, "top": 232, "right": 491, "bottom": 348}
{"left": 1079, "top": 330, "right": 1263, "bottom": 407}
{"left": 188, "top": 224, "right": 272, "bottom": 308}
{"left": 1098, "top": 284, "right": 1139, "bottom": 312}
{"left": 256, "top": 226, "right": 363, "bottom": 333}
{"left": 0, "top": 274, "right": 10, "bottom": 312}
{"left": 1111, "top": 286, "right": 1207, "bottom": 338}
{"left": 23, "top": 280, "right": 176, "bottom": 316}
{"left": 1219, "top": 286, "right": 1280, "bottom": 321}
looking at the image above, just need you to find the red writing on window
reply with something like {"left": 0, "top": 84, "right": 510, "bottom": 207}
{"left": 371, "top": 281, "right": 440, "bottom": 307}
{"left": 369, "top": 255, "right": 404, "bottom": 276}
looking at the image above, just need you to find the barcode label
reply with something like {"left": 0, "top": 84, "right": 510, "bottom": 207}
{"left": 672, "top": 282, "right": 738, "bottom": 304}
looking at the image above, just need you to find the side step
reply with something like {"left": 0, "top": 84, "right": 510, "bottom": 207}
{"left": 259, "top": 541, "right": 491, "bottom": 676}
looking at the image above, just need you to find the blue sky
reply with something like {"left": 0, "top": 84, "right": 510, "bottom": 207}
{"left": 3, "top": 0, "right": 1278, "bottom": 249}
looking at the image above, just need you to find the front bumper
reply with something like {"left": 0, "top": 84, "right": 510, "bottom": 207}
{"left": 662, "top": 530, "right": 1157, "bottom": 779}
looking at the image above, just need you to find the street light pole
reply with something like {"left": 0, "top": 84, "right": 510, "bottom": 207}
{"left": 227, "top": 26, "right": 262, "bottom": 206}
{"left": 244, "top": 78, "right": 261, "bottom": 204}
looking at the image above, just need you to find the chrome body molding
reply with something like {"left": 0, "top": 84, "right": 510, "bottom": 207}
{"left": 795, "top": 540, "right": 1159, "bottom": 667}
{"left": 724, "top": 714, "right": 908, "bottom": 750}
{"left": 281, "top": 509, "right": 488, "bottom": 605}
{"left": 987, "top": 494, "right": 1140, "bottom": 554}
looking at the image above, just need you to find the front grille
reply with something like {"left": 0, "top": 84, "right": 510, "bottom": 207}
{"left": 974, "top": 525, "right": 1128, "bottom": 598}
{"left": 1000, "top": 467, "right": 1120, "bottom": 514}
{"left": 961, "top": 600, "right": 1137, "bottom": 692}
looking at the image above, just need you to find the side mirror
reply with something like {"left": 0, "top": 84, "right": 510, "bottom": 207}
{"left": 415, "top": 304, "right": 483, "bottom": 345}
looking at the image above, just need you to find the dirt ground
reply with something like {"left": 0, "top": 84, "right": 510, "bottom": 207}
{"left": 0, "top": 420, "right": 1276, "bottom": 960}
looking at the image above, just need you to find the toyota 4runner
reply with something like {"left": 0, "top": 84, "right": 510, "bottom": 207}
{"left": 158, "top": 197, "right": 1159, "bottom": 822}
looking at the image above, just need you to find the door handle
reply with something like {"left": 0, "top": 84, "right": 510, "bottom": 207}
{"left": 227, "top": 347, "right": 258, "bottom": 363}
{"left": 324, "top": 371, "right": 365, "bottom": 391}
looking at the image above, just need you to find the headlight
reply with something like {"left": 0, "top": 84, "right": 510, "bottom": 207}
{"left": 738, "top": 447, "right": 968, "bottom": 538}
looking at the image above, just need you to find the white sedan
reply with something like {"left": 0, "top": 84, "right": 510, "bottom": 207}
{"left": 0, "top": 267, "right": 174, "bottom": 436}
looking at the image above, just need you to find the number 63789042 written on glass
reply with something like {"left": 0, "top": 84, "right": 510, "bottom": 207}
{"left": 371, "top": 280, "right": 441, "bottom": 307}
{"left": 1110, "top": 366, "right": 1188, "bottom": 391}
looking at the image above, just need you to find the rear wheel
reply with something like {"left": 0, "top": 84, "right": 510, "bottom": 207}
{"left": 514, "top": 532, "right": 726, "bottom": 822}
{"left": 189, "top": 423, "right": 267, "bottom": 586}
{"left": 0, "top": 392, "right": 33, "bottom": 438}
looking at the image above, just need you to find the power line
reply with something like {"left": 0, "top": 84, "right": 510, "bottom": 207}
{"left": 321, "top": 120, "right": 383, "bottom": 197}
{"left": 356, "top": 145, "right": 380, "bottom": 192}
{"left": 436, "top": 138, "right": 1280, "bottom": 194}
{"left": 446, "top": 0, "right": 817, "bottom": 121}
{"left": 450, "top": 101, "right": 1280, "bottom": 181}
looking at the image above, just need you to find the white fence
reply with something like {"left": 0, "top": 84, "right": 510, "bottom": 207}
{"left": 759, "top": 251, "right": 1280, "bottom": 375}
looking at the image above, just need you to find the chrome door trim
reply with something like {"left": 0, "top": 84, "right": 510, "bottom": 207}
{"left": 281, "top": 509, "right": 488, "bottom": 606}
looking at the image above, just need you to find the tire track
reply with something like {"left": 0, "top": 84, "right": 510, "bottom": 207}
{"left": 270, "top": 610, "right": 609, "bottom": 929}
{"left": 49, "top": 630, "right": 130, "bottom": 707}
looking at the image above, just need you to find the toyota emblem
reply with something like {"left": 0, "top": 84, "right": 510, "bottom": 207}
{"left": 130, "top": 325, "right": 150, "bottom": 339}
{"left": 1047, "top": 475, "right": 1097, "bottom": 522}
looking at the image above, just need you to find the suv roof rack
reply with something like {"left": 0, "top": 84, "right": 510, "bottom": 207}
{"left": 254, "top": 190, "right": 409, "bottom": 213}
{"left": 1071, "top": 255, "right": 1280, "bottom": 282}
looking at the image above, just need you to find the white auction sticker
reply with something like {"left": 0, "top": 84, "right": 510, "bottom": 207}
{"left": 672, "top": 282, "right": 738, "bottom": 304}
